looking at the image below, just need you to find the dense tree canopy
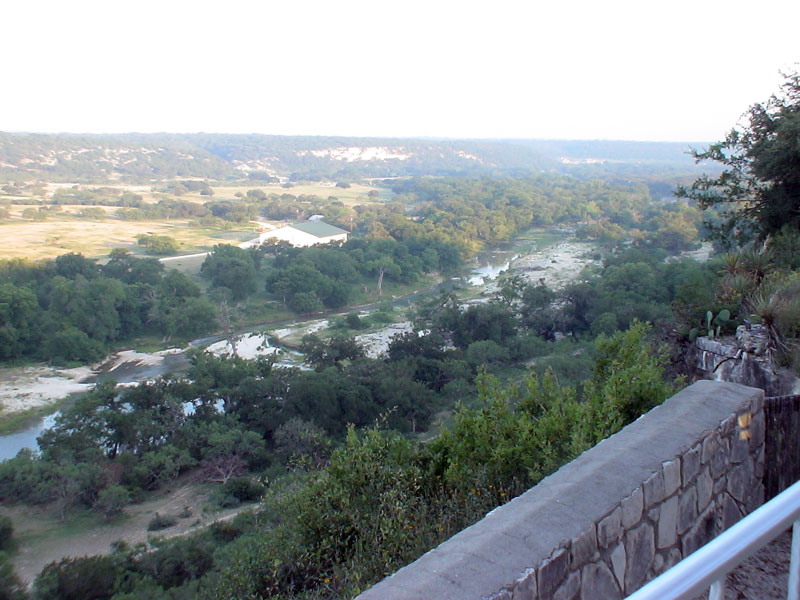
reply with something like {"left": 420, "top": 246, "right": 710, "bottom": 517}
{"left": 0, "top": 253, "right": 216, "bottom": 362}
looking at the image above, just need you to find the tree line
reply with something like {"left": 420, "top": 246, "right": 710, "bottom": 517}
{"left": 1, "top": 322, "right": 677, "bottom": 600}
{"left": 0, "top": 251, "right": 216, "bottom": 363}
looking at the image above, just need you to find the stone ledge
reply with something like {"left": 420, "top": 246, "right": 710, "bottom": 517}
{"left": 356, "top": 381, "right": 764, "bottom": 600}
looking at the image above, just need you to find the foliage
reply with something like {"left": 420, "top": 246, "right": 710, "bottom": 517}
{"left": 95, "top": 485, "right": 131, "bottom": 520}
{"left": 0, "top": 253, "right": 216, "bottom": 363}
{"left": 34, "top": 555, "right": 119, "bottom": 600}
{"left": 201, "top": 245, "right": 258, "bottom": 301}
{"left": 136, "top": 234, "right": 179, "bottom": 256}
{"left": 147, "top": 513, "right": 178, "bottom": 532}
{"left": 0, "top": 517, "right": 13, "bottom": 552}
{"left": 677, "top": 71, "right": 800, "bottom": 246}
{"left": 0, "top": 551, "right": 27, "bottom": 600}
{"left": 222, "top": 477, "right": 265, "bottom": 503}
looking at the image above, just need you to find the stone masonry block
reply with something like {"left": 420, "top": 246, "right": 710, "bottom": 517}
{"left": 678, "top": 486, "right": 698, "bottom": 534}
{"left": 714, "top": 475, "right": 727, "bottom": 496}
{"left": 569, "top": 525, "right": 597, "bottom": 570}
{"left": 511, "top": 568, "right": 537, "bottom": 600}
{"left": 597, "top": 507, "right": 622, "bottom": 548}
{"left": 682, "top": 501, "right": 716, "bottom": 556}
{"left": 652, "top": 552, "right": 665, "bottom": 575}
{"left": 570, "top": 527, "right": 597, "bottom": 570}
{"left": 710, "top": 436, "right": 730, "bottom": 479}
{"left": 682, "top": 443, "right": 701, "bottom": 484}
{"left": 696, "top": 467, "right": 713, "bottom": 512}
{"left": 720, "top": 413, "right": 736, "bottom": 437}
{"left": 654, "top": 548, "right": 683, "bottom": 578}
{"left": 610, "top": 543, "right": 626, "bottom": 589}
{"left": 722, "top": 492, "right": 743, "bottom": 530}
{"left": 538, "top": 548, "right": 569, "bottom": 598}
{"left": 581, "top": 561, "right": 621, "bottom": 600}
{"left": 701, "top": 431, "right": 719, "bottom": 465}
{"left": 620, "top": 487, "right": 643, "bottom": 530}
{"left": 657, "top": 495, "right": 679, "bottom": 549}
{"left": 662, "top": 459, "right": 681, "bottom": 497}
{"left": 665, "top": 548, "right": 683, "bottom": 570}
{"left": 730, "top": 428, "right": 750, "bottom": 463}
{"left": 643, "top": 471, "right": 665, "bottom": 508}
{"left": 551, "top": 571, "right": 580, "bottom": 600}
{"left": 727, "top": 460, "right": 754, "bottom": 503}
{"left": 624, "top": 522, "right": 654, "bottom": 594}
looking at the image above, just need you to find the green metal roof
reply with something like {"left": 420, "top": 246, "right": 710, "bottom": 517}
{"left": 290, "top": 221, "right": 348, "bottom": 237}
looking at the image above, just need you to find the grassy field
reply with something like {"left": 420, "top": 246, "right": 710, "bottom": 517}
{"left": 0, "top": 215, "right": 258, "bottom": 261}
{"left": 1, "top": 180, "right": 392, "bottom": 207}
{"left": 0, "top": 179, "right": 390, "bottom": 261}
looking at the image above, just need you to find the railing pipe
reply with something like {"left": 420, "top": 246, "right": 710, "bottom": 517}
{"left": 625, "top": 479, "right": 800, "bottom": 600}
{"left": 790, "top": 519, "right": 800, "bottom": 600}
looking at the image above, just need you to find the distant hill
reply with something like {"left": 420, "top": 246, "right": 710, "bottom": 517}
{"left": 0, "top": 132, "right": 712, "bottom": 183}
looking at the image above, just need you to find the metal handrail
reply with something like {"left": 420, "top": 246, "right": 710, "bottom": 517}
{"left": 625, "top": 479, "right": 800, "bottom": 600}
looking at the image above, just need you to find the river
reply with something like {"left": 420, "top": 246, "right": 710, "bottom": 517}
{"left": 0, "top": 230, "right": 575, "bottom": 460}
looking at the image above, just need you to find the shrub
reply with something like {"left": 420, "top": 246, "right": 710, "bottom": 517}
{"left": 222, "top": 477, "right": 265, "bottom": 503}
{"left": 0, "top": 516, "right": 12, "bottom": 551}
{"left": 34, "top": 555, "right": 118, "bottom": 600}
{"left": 147, "top": 513, "right": 178, "bottom": 531}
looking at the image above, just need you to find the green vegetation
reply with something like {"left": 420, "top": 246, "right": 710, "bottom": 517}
{"left": 7, "top": 322, "right": 674, "bottom": 600}
{"left": 678, "top": 72, "right": 800, "bottom": 247}
{"left": 0, "top": 250, "right": 216, "bottom": 363}
{"left": 2, "top": 74, "right": 799, "bottom": 600}
{"left": 136, "top": 234, "right": 180, "bottom": 255}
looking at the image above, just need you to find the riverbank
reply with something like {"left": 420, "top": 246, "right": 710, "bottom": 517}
{"left": 0, "top": 230, "right": 582, "bottom": 438}
{"left": 0, "top": 365, "right": 94, "bottom": 434}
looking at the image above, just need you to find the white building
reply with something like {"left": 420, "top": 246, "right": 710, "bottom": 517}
{"left": 259, "top": 221, "right": 348, "bottom": 247}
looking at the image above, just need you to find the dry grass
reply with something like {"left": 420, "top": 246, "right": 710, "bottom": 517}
{"left": 0, "top": 179, "right": 389, "bottom": 260}
{"left": 0, "top": 216, "right": 257, "bottom": 261}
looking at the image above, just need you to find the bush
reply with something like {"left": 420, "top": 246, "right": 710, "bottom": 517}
{"left": 222, "top": 477, "right": 265, "bottom": 503}
{"left": 147, "top": 513, "right": 178, "bottom": 531}
{"left": 34, "top": 555, "right": 118, "bottom": 600}
{"left": 96, "top": 485, "right": 130, "bottom": 519}
{"left": 0, "top": 516, "right": 12, "bottom": 551}
{"left": 0, "top": 551, "right": 26, "bottom": 600}
{"left": 344, "top": 313, "right": 366, "bottom": 330}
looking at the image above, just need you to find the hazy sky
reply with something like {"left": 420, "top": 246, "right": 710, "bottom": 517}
{"left": 1, "top": 0, "right": 797, "bottom": 142}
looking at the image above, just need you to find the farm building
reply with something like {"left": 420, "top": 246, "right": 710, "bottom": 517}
{"left": 259, "top": 221, "right": 348, "bottom": 247}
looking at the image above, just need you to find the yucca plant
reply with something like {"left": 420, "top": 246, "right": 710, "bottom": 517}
{"left": 741, "top": 247, "right": 774, "bottom": 287}
{"left": 718, "top": 252, "right": 745, "bottom": 279}
{"left": 746, "top": 289, "right": 788, "bottom": 357}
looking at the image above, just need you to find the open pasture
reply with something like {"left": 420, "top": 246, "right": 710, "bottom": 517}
{"left": 0, "top": 215, "right": 256, "bottom": 261}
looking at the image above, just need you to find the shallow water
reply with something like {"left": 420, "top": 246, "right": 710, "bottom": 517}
{"left": 0, "top": 229, "right": 567, "bottom": 459}
{"left": 0, "top": 413, "right": 58, "bottom": 461}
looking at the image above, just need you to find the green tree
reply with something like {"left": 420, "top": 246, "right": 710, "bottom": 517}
{"left": 0, "top": 283, "right": 37, "bottom": 358}
{"left": 95, "top": 485, "right": 131, "bottom": 520}
{"left": 201, "top": 245, "right": 258, "bottom": 301}
{"left": 677, "top": 72, "right": 800, "bottom": 246}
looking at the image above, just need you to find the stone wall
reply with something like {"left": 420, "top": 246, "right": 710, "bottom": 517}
{"left": 356, "top": 380, "right": 765, "bottom": 600}
{"left": 692, "top": 324, "right": 799, "bottom": 396}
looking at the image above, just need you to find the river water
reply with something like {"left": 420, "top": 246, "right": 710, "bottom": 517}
{"left": 0, "top": 232, "right": 557, "bottom": 460}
